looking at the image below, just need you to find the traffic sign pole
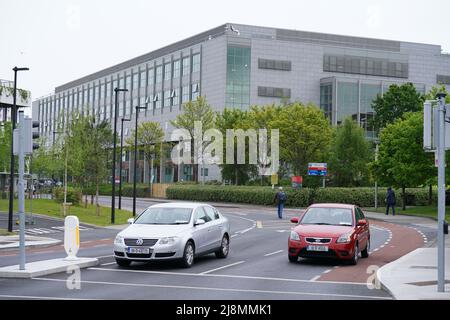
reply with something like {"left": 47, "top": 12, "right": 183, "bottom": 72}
{"left": 18, "top": 111, "right": 26, "bottom": 270}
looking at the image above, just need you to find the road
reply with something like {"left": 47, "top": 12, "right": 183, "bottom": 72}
{"left": 0, "top": 197, "right": 435, "bottom": 300}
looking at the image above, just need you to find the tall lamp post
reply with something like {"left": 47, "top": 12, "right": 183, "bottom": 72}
{"left": 8, "top": 66, "right": 29, "bottom": 232}
{"left": 374, "top": 138, "right": 380, "bottom": 210}
{"left": 111, "top": 87, "right": 128, "bottom": 224}
{"left": 132, "top": 99, "right": 149, "bottom": 216}
{"left": 118, "top": 117, "right": 131, "bottom": 210}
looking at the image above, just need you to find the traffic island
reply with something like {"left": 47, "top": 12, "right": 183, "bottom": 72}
{"left": 0, "top": 235, "right": 61, "bottom": 250}
{"left": 0, "top": 257, "right": 98, "bottom": 278}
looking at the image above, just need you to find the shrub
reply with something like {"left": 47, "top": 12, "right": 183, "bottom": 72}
{"left": 166, "top": 185, "right": 435, "bottom": 207}
{"left": 53, "top": 187, "right": 82, "bottom": 206}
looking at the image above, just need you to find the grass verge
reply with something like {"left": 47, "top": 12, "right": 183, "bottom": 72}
{"left": 364, "top": 205, "right": 450, "bottom": 221}
{"left": 0, "top": 199, "right": 133, "bottom": 226}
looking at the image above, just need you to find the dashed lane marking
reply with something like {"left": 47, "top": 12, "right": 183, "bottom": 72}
{"left": 200, "top": 261, "right": 246, "bottom": 275}
{"left": 263, "top": 250, "right": 283, "bottom": 257}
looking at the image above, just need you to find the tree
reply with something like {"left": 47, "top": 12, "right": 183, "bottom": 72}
{"left": 329, "top": 117, "right": 372, "bottom": 186}
{"left": 270, "top": 102, "right": 332, "bottom": 178}
{"left": 370, "top": 112, "right": 435, "bottom": 210}
{"left": 372, "top": 83, "right": 424, "bottom": 131}
{"left": 170, "top": 96, "right": 214, "bottom": 182}
{"left": 0, "top": 122, "right": 12, "bottom": 192}
{"left": 424, "top": 85, "right": 450, "bottom": 104}
{"left": 32, "top": 136, "right": 64, "bottom": 181}
{"left": 126, "top": 121, "right": 164, "bottom": 185}
{"left": 64, "top": 114, "right": 112, "bottom": 214}
{"left": 215, "top": 108, "right": 256, "bottom": 185}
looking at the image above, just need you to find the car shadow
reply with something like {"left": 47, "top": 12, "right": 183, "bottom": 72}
{"left": 119, "top": 253, "right": 219, "bottom": 271}
{"left": 293, "top": 257, "right": 348, "bottom": 267}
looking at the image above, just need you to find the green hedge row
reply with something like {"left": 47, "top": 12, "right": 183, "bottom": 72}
{"left": 82, "top": 184, "right": 151, "bottom": 198}
{"left": 166, "top": 185, "right": 437, "bottom": 207}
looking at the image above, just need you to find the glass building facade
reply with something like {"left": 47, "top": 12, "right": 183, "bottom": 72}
{"left": 226, "top": 45, "right": 251, "bottom": 109}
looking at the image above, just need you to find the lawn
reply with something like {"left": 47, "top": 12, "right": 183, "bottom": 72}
{"left": 0, "top": 228, "right": 15, "bottom": 236}
{"left": 364, "top": 205, "right": 450, "bottom": 221}
{"left": 0, "top": 198, "right": 133, "bottom": 226}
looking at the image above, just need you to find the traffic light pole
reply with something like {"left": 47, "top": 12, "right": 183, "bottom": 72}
{"left": 17, "top": 111, "right": 26, "bottom": 270}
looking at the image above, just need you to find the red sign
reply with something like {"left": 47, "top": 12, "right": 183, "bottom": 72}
{"left": 291, "top": 176, "right": 303, "bottom": 184}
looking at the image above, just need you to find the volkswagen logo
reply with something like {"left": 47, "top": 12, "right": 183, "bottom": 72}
{"left": 136, "top": 238, "right": 144, "bottom": 246}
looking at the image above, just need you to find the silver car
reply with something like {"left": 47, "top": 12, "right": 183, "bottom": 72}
{"left": 114, "top": 202, "right": 230, "bottom": 268}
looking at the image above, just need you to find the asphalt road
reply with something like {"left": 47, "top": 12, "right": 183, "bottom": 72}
{"left": 0, "top": 197, "right": 429, "bottom": 300}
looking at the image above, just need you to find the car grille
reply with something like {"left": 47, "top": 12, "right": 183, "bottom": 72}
{"left": 127, "top": 252, "right": 152, "bottom": 258}
{"left": 305, "top": 238, "right": 331, "bottom": 244}
{"left": 299, "top": 248, "right": 337, "bottom": 258}
{"left": 124, "top": 238, "right": 158, "bottom": 246}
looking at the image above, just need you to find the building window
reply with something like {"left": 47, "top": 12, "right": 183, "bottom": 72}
{"left": 148, "top": 68, "right": 154, "bottom": 86}
{"left": 164, "top": 90, "right": 171, "bottom": 108}
{"left": 164, "top": 62, "right": 172, "bottom": 81}
{"left": 173, "top": 60, "right": 180, "bottom": 79}
{"left": 106, "top": 81, "right": 111, "bottom": 97}
{"left": 320, "top": 83, "right": 333, "bottom": 121}
{"left": 336, "top": 81, "right": 358, "bottom": 125}
{"left": 182, "top": 57, "right": 190, "bottom": 76}
{"left": 257, "top": 86, "right": 290, "bottom": 98}
{"left": 437, "top": 74, "right": 450, "bottom": 85}
{"left": 182, "top": 85, "right": 190, "bottom": 103}
{"left": 154, "top": 93, "right": 161, "bottom": 109}
{"left": 133, "top": 72, "right": 139, "bottom": 90}
{"left": 191, "top": 83, "right": 200, "bottom": 100}
{"left": 172, "top": 88, "right": 180, "bottom": 106}
{"left": 192, "top": 54, "right": 200, "bottom": 73}
{"left": 140, "top": 70, "right": 147, "bottom": 88}
{"left": 126, "top": 74, "right": 131, "bottom": 92}
{"left": 324, "top": 54, "right": 408, "bottom": 78}
{"left": 89, "top": 86, "right": 94, "bottom": 103}
{"left": 119, "top": 77, "right": 124, "bottom": 90}
{"left": 156, "top": 66, "right": 163, "bottom": 83}
{"left": 258, "top": 58, "right": 291, "bottom": 71}
{"left": 226, "top": 46, "right": 251, "bottom": 109}
{"left": 201, "top": 168, "right": 208, "bottom": 177}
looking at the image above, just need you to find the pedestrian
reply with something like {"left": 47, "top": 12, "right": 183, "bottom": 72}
{"left": 274, "top": 187, "right": 287, "bottom": 219}
{"left": 385, "top": 187, "right": 396, "bottom": 216}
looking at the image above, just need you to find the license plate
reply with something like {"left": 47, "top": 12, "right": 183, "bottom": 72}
{"left": 307, "top": 245, "right": 329, "bottom": 252}
{"left": 127, "top": 247, "right": 150, "bottom": 254}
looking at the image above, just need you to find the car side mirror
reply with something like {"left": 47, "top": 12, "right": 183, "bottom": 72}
{"left": 290, "top": 217, "right": 299, "bottom": 224}
{"left": 127, "top": 218, "right": 134, "bottom": 224}
{"left": 357, "top": 219, "right": 367, "bottom": 226}
{"left": 194, "top": 219, "right": 206, "bottom": 226}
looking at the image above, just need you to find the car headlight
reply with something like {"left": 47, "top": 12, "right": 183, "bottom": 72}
{"left": 336, "top": 232, "right": 352, "bottom": 243}
{"left": 159, "top": 237, "right": 178, "bottom": 245}
{"left": 290, "top": 231, "right": 300, "bottom": 241}
{"left": 114, "top": 235, "right": 124, "bottom": 245}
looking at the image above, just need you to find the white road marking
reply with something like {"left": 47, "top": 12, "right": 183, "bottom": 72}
{"left": 94, "top": 255, "right": 114, "bottom": 259}
{"left": 100, "top": 262, "right": 116, "bottom": 266}
{"left": 310, "top": 275, "right": 320, "bottom": 281}
{"left": 256, "top": 221, "right": 263, "bottom": 228}
{"left": 31, "top": 277, "right": 391, "bottom": 300}
{"left": 264, "top": 250, "right": 283, "bottom": 257}
{"left": 200, "top": 261, "right": 245, "bottom": 274}
{"left": 87, "top": 267, "right": 370, "bottom": 286}
{"left": 322, "top": 269, "right": 332, "bottom": 274}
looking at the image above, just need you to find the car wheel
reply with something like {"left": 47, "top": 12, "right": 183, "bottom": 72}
{"left": 349, "top": 244, "right": 359, "bottom": 265}
{"left": 288, "top": 254, "right": 298, "bottom": 263}
{"left": 215, "top": 235, "right": 229, "bottom": 258}
{"left": 361, "top": 239, "right": 370, "bottom": 258}
{"left": 115, "top": 258, "right": 131, "bottom": 267}
{"left": 181, "top": 241, "right": 195, "bottom": 268}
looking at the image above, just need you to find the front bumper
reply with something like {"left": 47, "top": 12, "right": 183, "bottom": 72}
{"left": 114, "top": 242, "right": 184, "bottom": 261}
{"left": 288, "top": 239, "right": 355, "bottom": 260}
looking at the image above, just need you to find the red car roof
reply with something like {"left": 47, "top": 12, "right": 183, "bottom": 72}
{"left": 308, "top": 203, "right": 356, "bottom": 209}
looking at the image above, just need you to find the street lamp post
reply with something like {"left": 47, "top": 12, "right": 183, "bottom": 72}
{"left": 133, "top": 100, "right": 149, "bottom": 216}
{"left": 111, "top": 87, "right": 128, "bottom": 224}
{"left": 374, "top": 139, "right": 380, "bottom": 210}
{"left": 8, "top": 66, "right": 29, "bottom": 232}
{"left": 118, "top": 117, "right": 131, "bottom": 210}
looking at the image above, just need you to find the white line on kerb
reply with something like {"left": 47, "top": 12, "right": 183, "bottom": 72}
{"left": 30, "top": 277, "right": 391, "bottom": 300}
{"left": 200, "top": 261, "right": 245, "bottom": 274}
{"left": 264, "top": 250, "right": 283, "bottom": 257}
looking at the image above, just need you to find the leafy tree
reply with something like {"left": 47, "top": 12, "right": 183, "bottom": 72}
{"left": 215, "top": 108, "right": 257, "bottom": 185}
{"left": 372, "top": 83, "right": 424, "bottom": 131}
{"left": 329, "top": 118, "right": 372, "bottom": 186}
{"left": 424, "top": 85, "right": 450, "bottom": 104}
{"left": 31, "top": 136, "right": 64, "bottom": 181}
{"left": 0, "top": 122, "right": 12, "bottom": 192}
{"left": 126, "top": 121, "right": 164, "bottom": 185}
{"left": 370, "top": 112, "right": 435, "bottom": 210}
{"left": 170, "top": 96, "right": 214, "bottom": 182}
{"left": 64, "top": 114, "right": 113, "bottom": 214}
{"left": 270, "top": 102, "right": 332, "bottom": 178}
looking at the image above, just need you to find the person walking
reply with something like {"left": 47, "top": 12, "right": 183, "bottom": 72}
{"left": 385, "top": 187, "right": 396, "bottom": 216}
{"left": 274, "top": 187, "right": 287, "bottom": 219}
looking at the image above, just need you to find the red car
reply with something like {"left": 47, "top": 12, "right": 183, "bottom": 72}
{"left": 288, "top": 203, "right": 370, "bottom": 265}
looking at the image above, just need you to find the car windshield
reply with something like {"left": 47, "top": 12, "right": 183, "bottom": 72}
{"left": 134, "top": 207, "right": 192, "bottom": 225}
{"left": 300, "top": 207, "right": 354, "bottom": 226}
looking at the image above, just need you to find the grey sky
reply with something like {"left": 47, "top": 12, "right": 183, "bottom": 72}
{"left": 1, "top": 0, "right": 450, "bottom": 101}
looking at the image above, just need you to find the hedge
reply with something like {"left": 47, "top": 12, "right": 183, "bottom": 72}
{"left": 52, "top": 187, "right": 82, "bottom": 206}
{"left": 82, "top": 184, "right": 150, "bottom": 198}
{"left": 166, "top": 185, "right": 437, "bottom": 207}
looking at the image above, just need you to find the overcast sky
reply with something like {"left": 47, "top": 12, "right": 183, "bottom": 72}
{"left": 1, "top": 0, "right": 450, "bottom": 100}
